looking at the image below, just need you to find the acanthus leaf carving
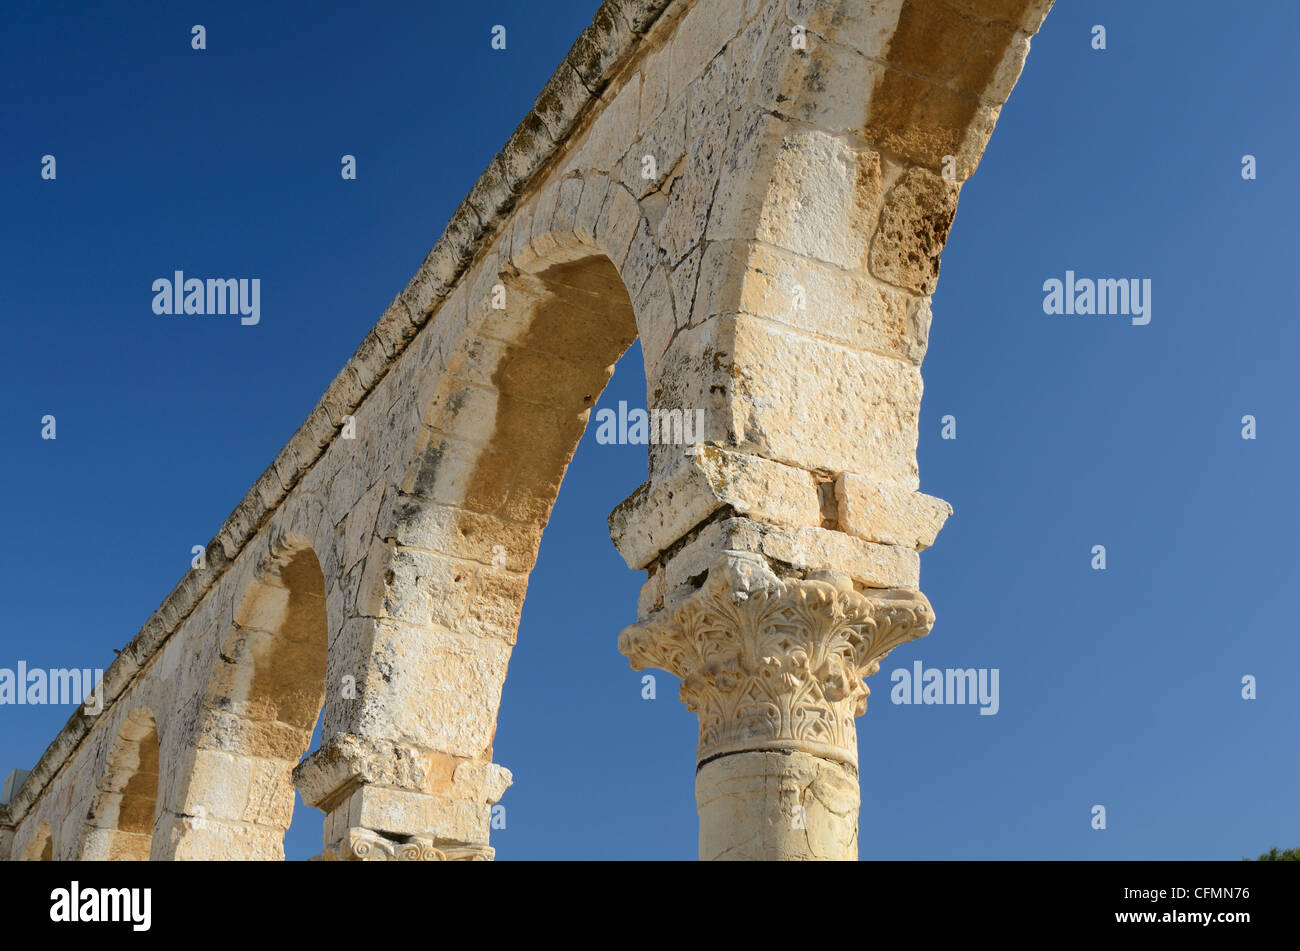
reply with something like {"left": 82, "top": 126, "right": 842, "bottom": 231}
{"left": 618, "top": 551, "right": 933, "bottom": 766}
{"left": 320, "top": 827, "right": 494, "bottom": 862}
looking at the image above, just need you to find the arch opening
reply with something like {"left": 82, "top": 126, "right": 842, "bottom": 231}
{"left": 337, "top": 245, "right": 644, "bottom": 855}
{"left": 176, "top": 540, "right": 328, "bottom": 860}
{"left": 471, "top": 253, "right": 642, "bottom": 526}
{"left": 80, "top": 707, "right": 160, "bottom": 860}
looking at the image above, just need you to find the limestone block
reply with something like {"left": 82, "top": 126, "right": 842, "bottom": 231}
{"left": 405, "top": 426, "right": 520, "bottom": 515}
{"left": 668, "top": 244, "right": 703, "bottom": 332}
{"left": 420, "top": 380, "right": 500, "bottom": 443}
{"left": 532, "top": 62, "right": 591, "bottom": 142}
{"left": 177, "top": 748, "right": 293, "bottom": 829}
{"left": 754, "top": 129, "right": 884, "bottom": 269}
{"left": 726, "top": 0, "right": 779, "bottom": 106}
{"left": 637, "top": 567, "right": 668, "bottom": 619}
{"left": 786, "top": 0, "right": 905, "bottom": 61}
{"left": 668, "top": 0, "right": 744, "bottom": 106}
{"left": 199, "top": 712, "right": 313, "bottom": 767}
{"left": 580, "top": 78, "right": 640, "bottom": 173}
{"left": 553, "top": 176, "right": 586, "bottom": 238}
{"left": 343, "top": 483, "right": 385, "bottom": 573}
{"left": 835, "top": 472, "right": 951, "bottom": 549}
{"left": 500, "top": 112, "right": 556, "bottom": 194}
{"left": 351, "top": 785, "right": 447, "bottom": 839}
{"left": 736, "top": 243, "right": 930, "bottom": 365}
{"left": 594, "top": 184, "right": 644, "bottom": 269}
{"left": 609, "top": 447, "right": 822, "bottom": 569}
{"left": 463, "top": 565, "right": 528, "bottom": 644}
{"left": 686, "top": 55, "right": 729, "bottom": 142}
{"left": 566, "top": 1, "right": 635, "bottom": 92}
{"left": 869, "top": 165, "right": 961, "bottom": 295}
{"left": 528, "top": 180, "right": 564, "bottom": 259}
{"left": 451, "top": 760, "right": 513, "bottom": 805}
{"left": 863, "top": 66, "right": 994, "bottom": 177}
{"left": 465, "top": 251, "right": 504, "bottom": 323}
{"left": 390, "top": 494, "right": 542, "bottom": 574}
{"left": 660, "top": 516, "right": 919, "bottom": 603}
{"left": 634, "top": 266, "right": 675, "bottom": 366}
{"left": 353, "top": 620, "right": 511, "bottom": 759}
{"left": 340, "top": 775, "right": 505, "bottom": 845}
{"left": 639, "top": 43, "right": 669, "bottom": 128}
{"left": 167, "top": 816, "right": 287, "bottom": 861}
{"left": 619, "top": 105, "right": 686, "bottom": 201}
{"left": 954, "top": 99, "right": 1003, "bottom": 181}
{"left": 729, "top": 313, "right": 923, "bottom": 484}
{"left": 683, "top": 239, "right": 745, "bottom": 329}
{"left": 574, "top": 174, "right": 610, "bottom": 244}
{"left": 293, "top": 733, "right": 431, "bottom": 807}
{"left": 883, "top": 0, "right": 980, "bottom": 85}
{"left": 379, "top": 548, "right": 477, "bottom": 630}
{"left": 952, "top": 21, "right": 1031, "bottom": 104}
{"left": 659, "top": 77, "right": 730, "bottom": 265}
{"left": 794, "top": 40, "right": 881, "bottom": 134}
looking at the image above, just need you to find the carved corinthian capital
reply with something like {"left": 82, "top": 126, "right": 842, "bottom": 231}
{"left": 320, "top": 828, "right": 494, "bottom": 861}
{"left": 619, "top": 551, "right": 934, "bottom": 767}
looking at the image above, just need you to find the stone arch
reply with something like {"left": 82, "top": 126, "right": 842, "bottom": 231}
{"left": 78, "top": 707, "right": 160, "bottom": 860}
{"left": 457, "top": 171, "right": 655, "bottom": 512}
{"left": 295, "top": 178, "right": 652, "bottom": 858}
{"left": 166, "top": 536, "right": 328, "bottom": 860}
{"left": 362, "top": 170, "right": 649, "bottom": 692}
{"left": 386, "top": 219, "right": 642, "bottom": 688}
{"left": 2, "top": 0, "right": 1059, "bottom": 864}
{"left": 504, "top": 170, "right": 672, "bottom": 366}
{"left": 490, "top": 170, "right": 689, "bottom": 518}
{"left": 602, "top": 0, "right": 1053, "bottom": 861}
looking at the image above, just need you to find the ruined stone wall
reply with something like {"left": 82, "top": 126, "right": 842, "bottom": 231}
{"left": 2, "top": 0, "right": 1050, "bottom": 861}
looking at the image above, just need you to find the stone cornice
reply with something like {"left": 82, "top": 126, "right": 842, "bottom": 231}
{"left": 9, "top": 0, "right": 681, "bottom": 824}
{"left": 292, "top": 733, "right": 432, "bottom": 812}
{"left": 619, "top": 551, "right": 933, "bottom": 767}
{"left": 292, "top": 733, "right": 512, "bottom": 812}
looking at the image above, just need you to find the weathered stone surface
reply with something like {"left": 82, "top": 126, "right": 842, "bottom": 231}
{"left": 728, "top": 313, "right": 925, "bottom": 484}
{"left": 870, "top": 166, "right": 961, "bottom": 295}
{"left": 755, "top": 130, "right": 884, "bottom": 269}
{"left": 7, "top": 0, "right": 1052, "bottom": 864}
{"left": 735, "top": 243, "right": 931, "bottom": 364}
{"left": 610, "top": 446, "right": 822, "bottom": 569}
{"left": 836, "top": 472, "right": 952, "bottom": 550}
{"left": 697, "top": 750, "right": 859, "bottom": 860}
{"left": 659, "top": 516, "right": 921, "bottom": 602}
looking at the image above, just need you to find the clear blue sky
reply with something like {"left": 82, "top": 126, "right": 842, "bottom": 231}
{"left": 2, "top": 0, "right": 1296, "bottom": 860}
